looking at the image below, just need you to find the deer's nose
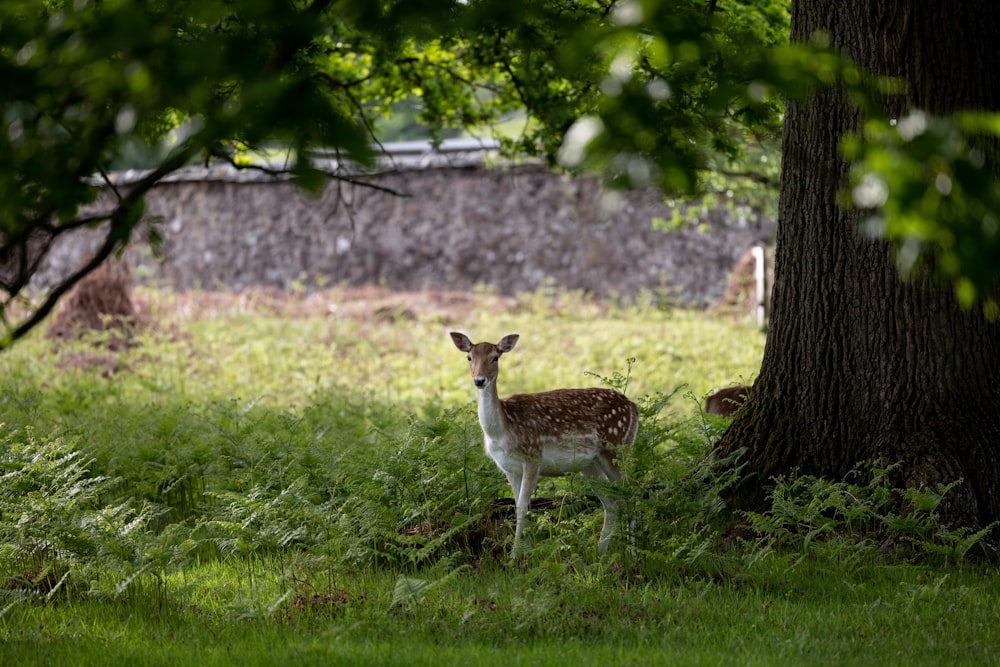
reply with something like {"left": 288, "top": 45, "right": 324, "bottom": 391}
{"left": 473, "top": 376, "right": 487, "bottom": 388}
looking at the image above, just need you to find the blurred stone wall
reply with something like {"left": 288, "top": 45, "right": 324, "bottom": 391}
{"left": 35, "top": 160, "right": 774, "bottom": 306}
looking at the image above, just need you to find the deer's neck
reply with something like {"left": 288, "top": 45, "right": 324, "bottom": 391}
{"left": 476, "top": 382, "right": 508, "bottom": 439}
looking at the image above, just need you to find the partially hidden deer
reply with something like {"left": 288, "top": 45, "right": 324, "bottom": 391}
{"left": 450, "top": 332, "right": 638, "bottom": 557}
{"left": 704, "top": 385, "right": 749, "bottom": 417}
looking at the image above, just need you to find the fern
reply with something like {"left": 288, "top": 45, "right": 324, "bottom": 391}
{"left": 0, "top": 425, "right": 162, "bottom": 599}
{"left": 743, "top": 463, "right": 995, "bottom": 568}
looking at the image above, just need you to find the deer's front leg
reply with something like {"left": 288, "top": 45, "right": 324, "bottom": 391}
{"left": 512, "top": 460, "right": 540, "bottom": 557}
{"left": 500, "top": 466, "right": 522, "bottom": 506}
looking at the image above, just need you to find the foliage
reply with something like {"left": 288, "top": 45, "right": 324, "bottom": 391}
{"left": 744, "top": 463, "right": 997, "bottom": 569}
{"left": 0, "top": 0, "right": 797, "bottom": 346}
{"left": 0, "top": 426, "right": 160, "bottom": 602}
{"left": 444, "top": 0, "right": 795, "bottom": 195}
{"left": 0, "top": 288, "right": 985, "bottom": 577}
{"left": 0, "top": 0, "right": 450, "bottom": 345}
{"left": 845, "top": 111, "right": 1000, "bottom": 314}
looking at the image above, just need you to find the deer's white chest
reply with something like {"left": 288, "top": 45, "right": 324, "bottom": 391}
{"left": 483, "top": 432, "right": 522, "bottom": 474}
{"left": 474, "top": 396, "right": 519, "bottom": 474}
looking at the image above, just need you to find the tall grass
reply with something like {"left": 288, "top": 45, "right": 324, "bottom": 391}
{"left": 1, "top": 287, "right": 998, "bottom": 666}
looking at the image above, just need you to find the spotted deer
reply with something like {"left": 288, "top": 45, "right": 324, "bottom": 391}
{"left": 450, "top": 332, "right": 638, "bottom": 556}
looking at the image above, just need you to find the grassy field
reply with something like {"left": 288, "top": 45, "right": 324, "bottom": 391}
{"left": 1, "top": 287, "right": 998, "bottom": 666}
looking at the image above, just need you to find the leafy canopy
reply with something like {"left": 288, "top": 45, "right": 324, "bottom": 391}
{"left": 0, "top": 0, "right": 794, "bottom": 347}
{"left": 2, "top": 0, "right": 1000, "bottom": 346}
{"left": 846, "top": 112, "right": 1000, "bottom": 314}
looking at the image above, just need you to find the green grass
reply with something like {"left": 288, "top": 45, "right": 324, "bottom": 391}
{"left": 1, "top": 287, "right": 998, "bottom": 666}
{"left": 5, "top": 559, "right": 999, "bottom": 666}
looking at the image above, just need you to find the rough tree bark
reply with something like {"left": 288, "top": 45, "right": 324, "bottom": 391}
{"left": 716, "top": 1, "right": 1000, "bottom": 530}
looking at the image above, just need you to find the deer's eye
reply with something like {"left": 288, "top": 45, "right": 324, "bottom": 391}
{"left": 466, "top": 355, "right": 472, "bottom": 362}
{"left": 491, "top": 355, "right": 499, "bottom": 363}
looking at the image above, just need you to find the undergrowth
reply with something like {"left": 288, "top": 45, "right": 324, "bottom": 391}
{"left": 0, "top": 384, "right": 991, "bottom": 618}
{"left": 0, "top": 293, "right": 992, "bottom": 640}
{"left": 744, "top": 463, "right": 997, "bottom": 568}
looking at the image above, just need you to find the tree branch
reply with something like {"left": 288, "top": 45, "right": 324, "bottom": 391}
{"left": 1, "top": 138, "right": 203, "bottom": 348}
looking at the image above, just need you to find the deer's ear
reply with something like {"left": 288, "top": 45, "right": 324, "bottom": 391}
{"left": 497, "top": 334, "right": 519, "bottom": 353}
{"left": 450, "top": 332, "right": 473, "bottom": 352}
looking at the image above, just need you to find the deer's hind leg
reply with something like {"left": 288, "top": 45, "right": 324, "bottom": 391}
{"left": 587, "top": 451, "right": 625, "bottom": 555}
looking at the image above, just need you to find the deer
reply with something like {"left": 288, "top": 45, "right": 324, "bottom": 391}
{"left": 450, "top": 332, "right": 638, "bottom": 557}
{"left": 704, "top": 385, "right": 749, "bottom": 417}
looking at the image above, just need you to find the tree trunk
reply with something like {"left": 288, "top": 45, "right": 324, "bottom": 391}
{"left": 716, "top": 0, "right": 1000, "bottom": 530}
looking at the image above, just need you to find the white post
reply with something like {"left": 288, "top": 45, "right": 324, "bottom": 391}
{"left": 752, "top": 244, "right": 767, "bottom": 326}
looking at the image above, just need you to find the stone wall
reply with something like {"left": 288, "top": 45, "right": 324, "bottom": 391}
{"left": 36, "top": 158, "right": 775, "bottom": 306}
